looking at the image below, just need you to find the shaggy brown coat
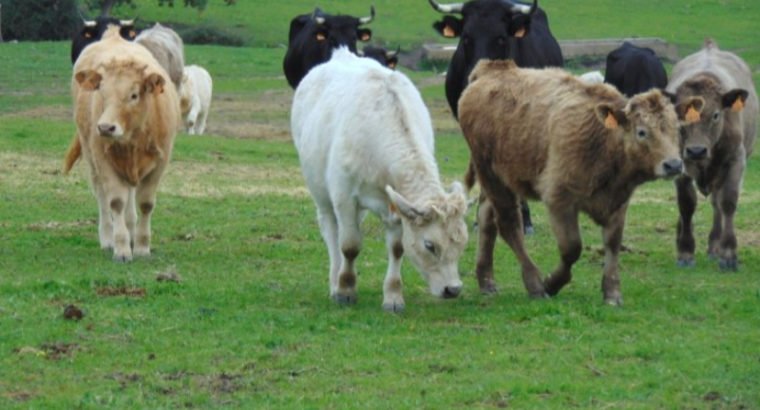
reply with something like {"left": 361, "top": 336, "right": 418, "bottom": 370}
{"left": 64, "top": 26, "right": 180, "bottom": 262}
{"left": 459, "top": 60, "right": 682, "bottom": 305}
{"left": 666, "top": 39, "right": 758, "bottom": 270}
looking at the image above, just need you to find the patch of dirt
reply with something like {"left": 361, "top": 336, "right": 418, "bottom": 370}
{"left": 96, "top": 286, "right": 146, "bottom": 297}
{"left": 63, "top": 304, "right": 84, "bottom": 321}
{"left": 3, "top": 391, "right": 34, "bottom": 402}
{"left": 26, "top": 219, "right": 96, "bottom": 231}
{"left": 200, "top": 372, "right": 243, "bottom": 394}
{"left": 1, "top": 105, "right": 72, "bottom": 122}
{"left": 35, "top": 342, "right": 79, "bottom": 360}
{"left": 204, "top": 91, "right": 293, "bottom": 140}
{"left": 156, "top": 266, "right": 182, "bottom": 283}
{"left": 108, "top": 372, "right": 141, "bottom": 389}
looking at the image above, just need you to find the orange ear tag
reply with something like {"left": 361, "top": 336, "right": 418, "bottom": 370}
{"left": 514, "top": 28, "right": 526, "bottom": 38}
{"left": 685, "top": 106, "right": 701, "bottom": 123}
{"left": 360, "top": 33, "right": 371, "bottom": 41}
{"left": 84, "top": 32, "right": 92, "bottom": 39}
{"left": 443, "top": 26, "right": 456, "bottom": 38}
{"left": 129, "top": 30, "right": 136, "bottom": 38}
{"left": 604, "top": 112, "right": 618, "bottom": 129}
{"left": 389, "top": 203, "right": 398, "bottom": 214}
{"left": 731, "top": 98, "right": 745, "bottom": 112}
{"left": 316, "top": 33, "right": 326, "bottom": 41}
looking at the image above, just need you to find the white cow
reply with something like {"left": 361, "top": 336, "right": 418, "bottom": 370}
{"left": 179, "top": 65, "right": 213, "bottom": 135}
{"left": 579, "top": 70, "right": 605, "bottom": 84}
{"left": 291, "top": 47, "right": 469, "bottom": 312}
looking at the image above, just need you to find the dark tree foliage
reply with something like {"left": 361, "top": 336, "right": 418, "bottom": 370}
{"left": 1, "top": 0, "right": 80, "bottom": 41}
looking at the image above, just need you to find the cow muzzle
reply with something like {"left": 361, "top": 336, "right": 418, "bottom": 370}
{"left": 684, "top": 145, "right": 709, "bottom": 160}
{"left": 661, "top": 158, "right": 684, "bottom": 177}
{"left": 98, "top": 123, "right": 122, "bottom": 138}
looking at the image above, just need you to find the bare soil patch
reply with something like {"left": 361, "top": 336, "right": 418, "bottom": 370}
{"left": 96, "top": 286, "right": 147, "bottom": 297}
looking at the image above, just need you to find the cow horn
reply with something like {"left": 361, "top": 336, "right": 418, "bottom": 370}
{"left": 504, "top": 0, "right": 537, "bottom": 14}
{"left": 386, "top": 46, "right": 400, "bottom": 59}
{"left": 312, "top": 8, "right": 326, "bottom": 25}
{"left": 358, "top": 6, "right": 375, "bottom": 24}
{"left": 428, "top": 0, "right": 464, "bottom": 14}
{"left": 120, "top": 19, "right": 134, "bottom": 26}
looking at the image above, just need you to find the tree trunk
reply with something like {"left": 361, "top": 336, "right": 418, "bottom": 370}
{"left": 101, "top": 0, "right": 117, "bottom": 16}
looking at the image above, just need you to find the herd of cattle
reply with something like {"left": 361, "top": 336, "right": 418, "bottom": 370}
{"left": 63, "top": 0, "right": 757, "bottom": 311}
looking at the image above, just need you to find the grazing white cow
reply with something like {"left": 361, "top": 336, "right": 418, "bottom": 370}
{"left": 136, "top": 23, "right": 185, "bottom": 89}
{"left": 179, "top": 65, "right": 213, "bottom": 135}
{"left": 291, "top": 47, "right": 469, "bottom": 312}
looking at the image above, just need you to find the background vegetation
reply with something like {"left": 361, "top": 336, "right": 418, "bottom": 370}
{"left": 1, "top": 0, "right": 759, "bottom": 408}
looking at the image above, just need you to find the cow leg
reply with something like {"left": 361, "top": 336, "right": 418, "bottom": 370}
{"left": 492, "top": 194, "right": 545, "bottom": 298}
{"left": 675, "top": 175, "right": 697, "bottom": 267}
{"left": 707, "top": 193, "right": 722, "bottom": 259}
{"left": 521, "top": 200, "right": 534, "bottom": 235}
{"left": 133, "top": 171, "right": 163, "bottom": 258}
{"left": 334, "top": 201, "right": 362, "bottom": 305}
{"left": 125, "top": 188, "right": 137, "bottom": 248}
{"left": 107, "top": 183, "right": 132, "bottom": 263}
{"left": 544, "top": 207, "right": 581, "bottom": 297}
{"left": 197, "top": 109, "right": 209, "bottom": 135}
{"left": 600, "top": 203, "right": 627, "bottom": 306}
{"left": 382, "top": 220, "right": 405, "bottom": 312}
{"left": 475, "top": 196, "right": 499, "bottom": 294}
{"left": 713, "top": 164, "right": 742, "bottom": 271}
{"left": 317, "top": 207, "right": 341, "bottom": 298}
{"left": 92, "top": 176, "right": 114, "bottom": 250}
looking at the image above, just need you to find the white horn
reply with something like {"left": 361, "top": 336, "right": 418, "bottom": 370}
{"left": 428, "top": 0, "right": 464, "bottom": 14}
{"left": 358, "top": 6, "right": 376, "bottom": 24}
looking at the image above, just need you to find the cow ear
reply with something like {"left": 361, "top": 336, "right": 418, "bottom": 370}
{"left": 675, "top": 96, "right": 705, "bottom": 124}
{"left": 722, "top": 89, "right": 749, "bottom": 112}
{"left": 357, "top": 28, "right": 372, "bottom": 42}
{"left": 595, "top": 103, "right": 627, "bottom": 130}
{"left": 662, "top": 90, "right": 678, "bottom": 105}
{"left": 433, "top": 16, "right": 463, "bottom": 38}
{"left": 387, "top": 56, "right": 398, "bottom": 69}
{"left": 75, "top": 70, "right": 102, "bottom": 91}
{"left": 143, "top": 73, "right": 166, "bottom": 95}
{"left": 508, "top": 15, "right": 531, "bottom": 38}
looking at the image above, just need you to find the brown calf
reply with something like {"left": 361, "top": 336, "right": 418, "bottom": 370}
{"left": 458, "top": 60, "right": 683, "bottom": 305}
{"left": 667, "top": 39, "right": 758, "bottom": 270}
{"left": 64, "top": 26, "right": 180, "bottom": 262}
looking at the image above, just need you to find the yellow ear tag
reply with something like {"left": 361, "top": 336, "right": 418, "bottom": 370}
{"left": 685, "top": 106, "right": 701, "bottom": 123}
{"left": 360, "top": 33, "right": 371, "bottom": 41}
{"left": 731, "top": 98, "right": 745, "bottom": 112}
{"left": 604, "top": 112, "right": 618, "bottom": 129}
{"left": 316, "top": 33, "right": 326, "bottom": 41}
{"left": 514, "top": 28, "right": 526, "bottom": 38}
{"left": 443, "top": 25, "right": 456, "bottom": 38}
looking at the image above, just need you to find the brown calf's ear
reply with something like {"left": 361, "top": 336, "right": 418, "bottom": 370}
{"left": 676, "top": 96, "right": 705, "bottom": 124}
{"left": 722, "top": 89, "right": 749, "bottom": 112}
{"left": 143, "top": 73, "right": 166, "bottom": 95}
{"left": 595, "top": 103, "right": 626, "bottom": 130}
{"left": 75, "top": 70, "right": 102, "bottom": 91}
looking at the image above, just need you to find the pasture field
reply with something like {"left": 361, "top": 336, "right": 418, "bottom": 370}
{"left": 1, "top": 0, "right": 760, "bottom": 408}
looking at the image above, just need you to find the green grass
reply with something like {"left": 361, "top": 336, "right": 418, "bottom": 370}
{"left": 2, "top": 0, "right": 760, "bottom": 408}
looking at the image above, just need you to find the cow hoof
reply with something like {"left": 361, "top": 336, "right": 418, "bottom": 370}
{"left": 382, "top": 302, "right": 405, "bottom": 313}
{"left": 719, "top": 258, "right": 738, "bottom": 271}
{"left": 133, "top": 247, "right": 151, "bottom": 257}
{"left": 333, "top": 293, "right": 357, "bottom": 306}
{"left": 677, "top": 258, "right": 695, "bottom": 268}
{"left": 112, "top": 253, "right": 133, "bottom": 263}
{"left": 529, "top": 291, "right": 550, "bottom": 299}
{"left": 524, "top": 226, "right": 535, "bottom": 235}
{"left": 479, "top": 282, "right": 498, "bottom": 295}
{"left": 604, "top": 296, "right": 623, "bottom": 306}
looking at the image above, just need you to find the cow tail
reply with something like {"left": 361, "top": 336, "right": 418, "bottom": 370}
{"left": 63, "top": 135, "right": 82, "bottom": 174}
{"left": 464, "top": 159, "right": 477, "bottom": 192}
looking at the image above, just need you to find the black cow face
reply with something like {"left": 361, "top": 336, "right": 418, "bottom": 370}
{"left": 71, "top": 16, "right": 136, "bottom": 65}
{"left": 313, "top": 15, "right": 372, "bottom": 55}
{"left": 433, "top": 1, "right": 532, "bottom": 64}
{"left": 361, "top": 45, "right": 400, "bottom": 69}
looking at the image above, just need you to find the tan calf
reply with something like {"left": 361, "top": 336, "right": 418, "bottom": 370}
{"left": 64, "top": 26, "right": 180, "bottom": 262}
{"left": 666, "top": 39, "right": 758, "bottom": 270}
{"left": 459, "top": 60, "right": 682, "bottom": 305}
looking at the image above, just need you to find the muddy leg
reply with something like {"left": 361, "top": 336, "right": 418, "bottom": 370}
{"left": 475, "top": 196, "right": 498, "bottom": 294}
{"left": 675, "top": 176, "right": 697, "bottom": 267}
{"left": 544, "top": 207, "right": 581, "bottom": 297}
{"left": 601, "top": 204, "right": 627, "bottom": 306}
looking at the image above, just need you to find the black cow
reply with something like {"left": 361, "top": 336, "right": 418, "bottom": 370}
{"left": 428, "top": 0, "right": 563, "bottom": 239}
{"left": 283, "top": 7, "right": 375, "bottom": 89}
{"left": 361, "top": 45, "right": 400, "bottom": 69}
{"left": 604, "top": 41, "right": 667, "bottom": 97}
{"left": 71, "top": 16, "right": 137, "bottom": 65}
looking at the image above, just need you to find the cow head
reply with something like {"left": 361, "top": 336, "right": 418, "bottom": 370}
{"left": 595, "top": 89, "right": 683, "bottom": 178}
{"left": 429, "top": 0, "right": 535, "bottom": 66}
{"left": 671, "top": 74, "right": 749, "bottom": 162}
{"left": 360, "top": 45, "right": 400, "bottom": 69}
{"left": 386, "top": 183, "right": 469, "bottom": 299}
{"left": 71, "top": 16, "right": 137, "bottom": 64}
{"left": 76, "top": 62, "right": 166, "bottom": 141}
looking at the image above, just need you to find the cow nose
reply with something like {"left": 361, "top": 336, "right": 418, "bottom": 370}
{"left": 685, "top": 146, "right": 708, "bottom": 160}
{"left": 98, "top": 123, "right": 117, "bottom": 136}
{"left": 442, "top": 285, "right": 462, "bottom": 299}
{"left": 663, "top": 158, "right": 683, "bottom": 176}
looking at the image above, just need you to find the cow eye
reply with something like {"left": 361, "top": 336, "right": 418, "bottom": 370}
{"left": 423, "top": 240, "right": 436, "bottom": 255}
{"left": 712, "top": 112, "right": 720, "bottom": 122}
{"left": 636, "top": 127, "right": 648, "bottom": 139}
{"left": 130, "top": 93, "right": 138, "bottom": 101}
